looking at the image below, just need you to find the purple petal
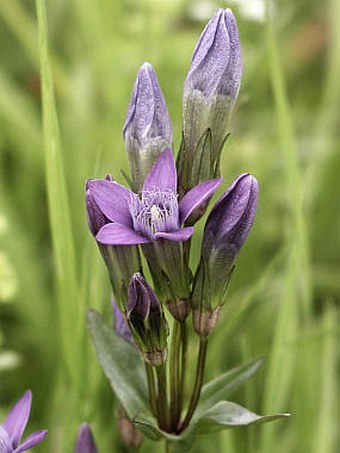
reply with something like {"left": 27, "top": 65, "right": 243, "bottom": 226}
{"left": 155, "top": 227, "right": 194, "bottom": 242}
{"left": 179, "top": 177, "right": 222, "bottom": 224}
{"left": 88, "top": 180, "right": 133, "bottom": 227}
{"left": 96, "top": 223, "right": 150, "bottom": 245}
{"left": 0, "top": 426, "right": 12, "bottom": 451}
{"left": 143, "top": 149, "right": 177, "bottom": 193}
{"left": 86, "top": 180, "right": 108, "bottom": 236}
{"left": 13, "top": 430, "right": 48, "bottom": 453}
{"left": 112, "top": 297, "right": 134, "bottom": 344}
{"left": 3, "top": 390, "right": 32, "bottom": 447}
{"left": 74, "top": 424, "right": 98, "bottom": 453}
{"left": 123, "top": 62, "right": 172, "bottom": 147}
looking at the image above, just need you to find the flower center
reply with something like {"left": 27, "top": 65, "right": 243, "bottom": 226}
{"left": 129, "top": 189, "right": 179, "bottom": 240}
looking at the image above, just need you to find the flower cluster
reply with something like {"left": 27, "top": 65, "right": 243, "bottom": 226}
{"left": 86, "top": 7, "right": 262, "bottom": 440}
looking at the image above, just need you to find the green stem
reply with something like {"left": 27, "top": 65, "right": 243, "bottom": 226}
{"left": 178, "top": 320, "right": 187, "bottom": 422}
{"left": 179, "top": 337, "right": 208, "bottom": 432}
{"left": 145, "top": 363, "right": 157, "bottom": 417}
{"left": 156, "top": 364, "right": 170, "bottom": 430}
{"left": 170, "top": 320, "right": 181, "bottom": 430}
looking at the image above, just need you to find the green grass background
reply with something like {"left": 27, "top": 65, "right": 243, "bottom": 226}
{"left": 0, "top": 0, "right": 339, "bottom": 451}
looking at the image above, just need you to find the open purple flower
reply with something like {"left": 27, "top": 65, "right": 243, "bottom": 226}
{"left": 87, "top": 149, "right": 221, "bottom": 246}
{"left": 0, "top": 390, "right": 47, "bottom": 453}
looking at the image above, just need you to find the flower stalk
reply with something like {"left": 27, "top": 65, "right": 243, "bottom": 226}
{"left": 179, "top": 337, "right": 208, "bottom": 433}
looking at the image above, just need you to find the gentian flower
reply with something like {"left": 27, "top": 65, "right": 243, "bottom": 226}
{"left": 0, "top": 390, "right": 47, "bottom": 453}
{"left": 88, "top": 149, "right": 220, "bottom": 246}
{"left": 88, "top": 149, "right": 221, "bottom": 314}
{"left": 192, "top": 174, "right": 258, "bottom": 336}
{"left": 86, "top": 178, "right": 142, "bottom": 310}
{"left": 127, "top": 273, "right": 169, "bottom": 366}
{"left": 74, "top": 423, "right": 98, "bottom": 453}
{"left": 123, "top": 62, "right": 173, "bottom": 192}
{"left": 179, "top": 8, "right": 242, "bottom": 191}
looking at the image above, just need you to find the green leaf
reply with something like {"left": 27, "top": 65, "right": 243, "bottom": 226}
{"left": 196, "top": 401, "right": 290, "bottom": 433}
{"left": 195, "top": 357, "right": 264, "bottom": 419}
{"left": 134, "top": 414, "right": 196, "bottom": 452}
{"left": 87, "top": 309, "right": 149, "bottom": 418}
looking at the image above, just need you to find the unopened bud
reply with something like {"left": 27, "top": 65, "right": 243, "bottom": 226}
{"left": 127, "top": 273, "right": 169, "bottom": 366}
{"left": 179, "top": 9, "right": 242, "bottom": 191}
{"left": 123, "top": 62, "right": 173, "bottom": 192}
{"left": 192, "top": 174, "right": 258, "bottom": 333}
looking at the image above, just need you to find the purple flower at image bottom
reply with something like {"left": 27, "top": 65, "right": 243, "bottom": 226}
{"left": 0, "top": 390, "right": 47, "bottom": 453}
{"left": 87, "top": 149, "right": 221, "bottom": 246}
{"left": 74, "top": 423, "right": 98, "bottom": 453}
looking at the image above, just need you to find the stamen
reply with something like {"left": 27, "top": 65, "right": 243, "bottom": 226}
{"left": 129, "top": 189, "right": 179, "bottom": 240}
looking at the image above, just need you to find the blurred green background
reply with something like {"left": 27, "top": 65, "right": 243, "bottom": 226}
{"left": 0, "top": 0, "right": 339, "bottom": 451}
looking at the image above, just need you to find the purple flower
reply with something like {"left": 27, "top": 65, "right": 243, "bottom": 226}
{"left": 74, "top": 423, "right": 98, "bottom": 453}
{"left": 185, "top": 8, "right": 242, "bottom": 101}
{"left": 86, "top": 177, "right": 143, "bottom": 310}
{"left": 192, "top": 174, "right": 258, "bottom": 335}
{"left": 87, "top": 149, "right": 221, "bottom": 246}
{"left": 127, "top": 273, "right": 168, "bottom": 366}
{"left": 0, "top": 390, "right": 47, "bottom": 453}
{"left": 180, "top": 8, "right": 242, "bottom": 191}
{"left": 123, "top": 62, "right": 173, "bottom": 191}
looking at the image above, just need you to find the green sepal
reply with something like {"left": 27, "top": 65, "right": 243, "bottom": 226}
{"left": 142, "top": 241, "right": 191, "bottom": 304}
{"left": 101, "top": 245, "right": 142, "bottom": 311}
{"left": 87, "top": 309, "right": 150, "bottom": 419}
{"left": 213, "top": 133, "right": 230, "bottom": 177}
{"left": 196, "top": 401, "right": 290, "bottom": 433}
{"left": 190, "top": 128, "right": 212, "bottom": 187}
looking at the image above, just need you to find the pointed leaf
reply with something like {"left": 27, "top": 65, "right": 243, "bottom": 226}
{"left": 195, "top": 357, "right": 263, "bottom": 419}
{"left": 87, "top": 310, "right": 149, "bottom": 418}
{"left": 196, "top": 401, "right": 290, "bottom": 433}
{"left": 134, "top": 414, "right": 195, "bottom": 452}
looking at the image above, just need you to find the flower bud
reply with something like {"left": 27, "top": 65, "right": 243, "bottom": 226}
{"left": 123, "top": 62, "right": 173, "bottom": 192}
{"left": 112, "top": 297, "right": 134, "bottom": 344}
{"left": 127, "top": 273, "right": 169, "bottom": 366}
{"left": 74, "top": 423, "right": 98, "bottom": 453}
{"left": 117, "top": 407, "right": 143, "bottom": 450}
{"left": 179, "top": 9, "right": 242, "bottom": 192}
{"left": 86, "top": 180, "right": 143, "bottom": 310}
{"left": 192, "top": 174, "right": 258, "bottom": 335}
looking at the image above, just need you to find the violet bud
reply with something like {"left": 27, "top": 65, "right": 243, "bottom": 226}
{"left": 112, "top": 296, "right": 134, "bottom": 345}
{"left": 117, "top": 407, "right": 143, "bottom": 450}
{"left": 179, "top": 8, "right": 242, "bottom": 191}
{"left": 74, "top": 423, "right": 98, "bottom": 453}
{"left": 127, "top": 273, "right": 169, "bottom": 366}
{"left": 123, "top": 62, "right": 173, "bottom": 192}
{"left": 192, "top": 174, "right": 258, "bottom": 336}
